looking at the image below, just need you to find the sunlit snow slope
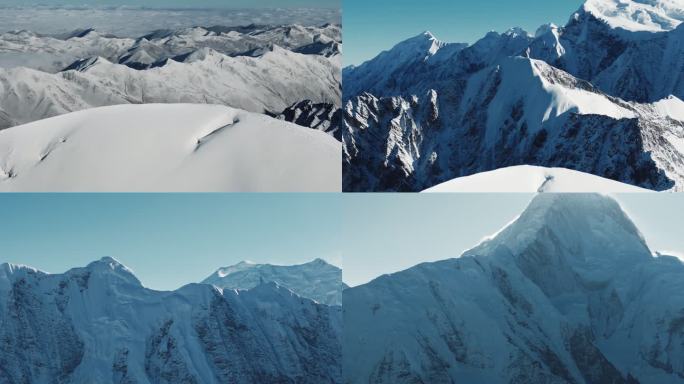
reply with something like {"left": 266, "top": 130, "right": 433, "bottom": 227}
{"left": 423, "top": 166, "right": 650, "bottom": 192}
{"left": 0, "top": 104, "right": 341, "bottom": 192}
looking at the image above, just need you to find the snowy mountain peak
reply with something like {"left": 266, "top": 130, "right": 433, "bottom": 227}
{"left": 475, "top": 194, "right": 651, "bottom": 277}
{"left": 396, "top": 30, "right": 444, "bottom": 55}
{"left": 535, "top": 22, "right": 560, "bottom": 37}
{"left": 503, "top": 26, "right": 532, "bottom": 38}
{"left": 581, "top": 0, "right": 684, "bottom": 32}
{"left": 81, "top": 256, "right": 142, "bottom": 286}
{"left": 203, "top": 258, "right": 343, "bottom": 305}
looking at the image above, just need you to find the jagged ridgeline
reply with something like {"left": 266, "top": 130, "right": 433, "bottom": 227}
{"left": 0, "top": 24, "right": 341, "bottom": 137}
{"left": 344, "top": 193, "right": 684, "bottom": 383}
{"left": 0, "top": 258, "right": 343, "bottom": 383}
{"left": 342, "top": 0, "right": 684, "bottom": 191}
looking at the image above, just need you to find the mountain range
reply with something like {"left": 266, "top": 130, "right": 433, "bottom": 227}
{"left": 342, "top": 0, "right": 684, "bottom": 191}
{"left": 0, "top": 257, "right": 342, "bottom": 383}
{"left": 344, "top": 193, "right": 684, "bottom": 383}
{"left": 0, "top": 24, "right": 341, "bottom": 133}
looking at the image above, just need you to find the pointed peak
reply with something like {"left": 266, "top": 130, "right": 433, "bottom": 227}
{"left": 535, "top": 23, "right": 560, "bottom": 37}
{"left": 83, "top": 257, "right": 141, "bottom": 286}
{"left": 503, "top": 26, "right": 531, "bottom": 38}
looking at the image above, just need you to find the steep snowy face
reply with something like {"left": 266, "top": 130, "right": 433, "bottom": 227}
{"left": 343, "top": 57, "right": 684, "bottom": 192}
{"left": 581, "top": 0, "right": 684, "bottom": 32}
{"left": 0, "top": 104, "right": 342, "bottom": 192}
{"left": 203, "top": 259, "right": 343, "bottom": 306}
{"left": 344, "top": 193, "right": 684, "bottom": 384}
{"left": 0, "top": 258, "right": 342, "bottom": 384}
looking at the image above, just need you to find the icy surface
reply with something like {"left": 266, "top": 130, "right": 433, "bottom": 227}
{"left": 344, "top": 193, "right": 684, "bottom": 383}
{"left": 0, "top": 104, "right": 341, "bottom": 192}
{"left": 203, "top": 259, "right": 343, "bottom": 306}
{"left": 423, "top": 165, "right": 650, "bottom": 192}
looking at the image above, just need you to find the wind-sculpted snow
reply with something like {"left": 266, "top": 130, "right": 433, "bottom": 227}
{"left": 203, "top": 259, "right": 343, "bottom": 306}
{"left": 0, "top": 104, "right": 342, "bottom": 192}
{"left": 344, "top": 57, "right": 684, "bottom": 191}
{"left": 0, "top": 257, "right": 342, "bottom": 383}
{"left": 344, "top": 193, "right": 684, "bottom": 383}
{"left": 582, "top": 0, "right": 683, "bottom": 32}
{"left": 0, "top": 24, "right": 341, "bottom": 129}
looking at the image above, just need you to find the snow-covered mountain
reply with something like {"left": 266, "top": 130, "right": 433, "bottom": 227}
{"left": 203, "top": 259, "right": 343, "bottom": 306}
{"left": 343, "top": 0, "right": 684, "bottom": 192}
{"left": 423, "top": 165, "right": 650, "bottom": 192}
{"left": 0, "top": 257, "right": 342, "bottom": 383}
{"left": 344, "top": 56, "right": 684, "bottom": 191}
{"left": 0, "top": 24, "right": 341, "bottom": 130}
{"left": 344, "top": 193, "right": 684, "bottom": 383}
{"left": 0, "top": 104, "right": 341, "bottom": 192}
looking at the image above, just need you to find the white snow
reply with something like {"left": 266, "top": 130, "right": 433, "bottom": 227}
{"left": 423, "top": 165, "right": 651, "bottom": 192}
{"left": 652, "top": 95, "right": 684, "bottom": 121}
{"left": 0, "top": 104, "right": 341, "bottom": 192}
{"left": 582, "top": 0, "right": 684, "bottom": 32}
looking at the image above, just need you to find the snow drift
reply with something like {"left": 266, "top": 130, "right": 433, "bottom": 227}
{"left": 0, "top": 104, "right": 341, "bottom": 192}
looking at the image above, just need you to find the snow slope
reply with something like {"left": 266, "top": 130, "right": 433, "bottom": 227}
{"left": 203, "top": 259, "right": 343, "bottom": 306}
{"left": 423, "top": 165, "right": 650, "bottom": 192}
{"left": 0, "top": 104, "right": 341, "bottom": 192}
{"left": 0, "top": 257, "right": 342, "bottom": 383}
{"left": 344, "top": 193, "right": 684, "bottom": 383}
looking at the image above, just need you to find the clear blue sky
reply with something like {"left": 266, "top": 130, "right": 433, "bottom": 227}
{"left": 344, "top": 0, "right": 585, "bottom": 66}
{"left": 343, "top": 194, "right": 684, "bottom": 286}
{"left": 0, "top": 194, "right": 342, "bottom": 291}
{"left": 0, "top": 0, "right": 339, "bottom": 8}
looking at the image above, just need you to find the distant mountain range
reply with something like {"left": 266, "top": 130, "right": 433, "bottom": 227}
{"left": 344, "top": 193, "right": 684, "bottom": 383}
{"left": 0, "top": 257, "right": 342, "bottom": 383}
{"left": 0, "top": 24, "right": 341, "bottom": 134}
{"left": 342, "top": 0, "right": 684, "bottom": 191}
{"left": 203, "top": 258, "right": 343, "bottom": 306}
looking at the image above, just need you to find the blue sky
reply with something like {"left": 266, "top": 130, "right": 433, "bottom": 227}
{"left": 343, "top": 194, "right": 684, "bottom": 286}
{"left": 344, "top": 0, "right": 584, "bottom": 66}
{"left": 0, "top": 0, "right": 339, "bottom": 8}
{"left": 0, "top": 194, "right": 341, "bottom": 291}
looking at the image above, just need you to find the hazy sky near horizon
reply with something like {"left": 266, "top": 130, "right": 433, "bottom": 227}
{"left": 344, "top": 0, "right": 584, "bottom": 66}
{"left": 343, "top": 194, "right": 684, "bottom": 287}
{"left": 0, "top": 194, "right": 342, "bottom": 291}
{"left": 0, "top": 4, "right": 340, "bottom": 35}
{"left": 0, "top": 0, "right": 339, "bottom": 8}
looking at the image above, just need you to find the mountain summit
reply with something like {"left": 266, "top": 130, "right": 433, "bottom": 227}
{"left": 580, "top": 0, "right": 684, "bottom": 32}
{"left": 345, "top": 193, "right": 684, "bottom": 383}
